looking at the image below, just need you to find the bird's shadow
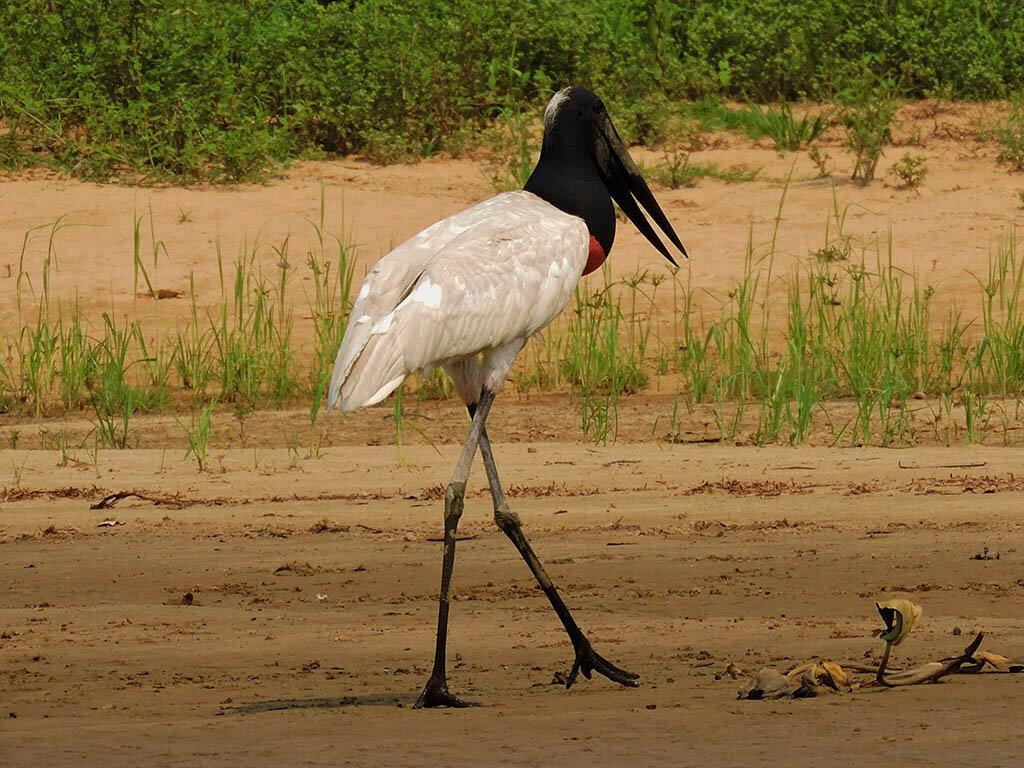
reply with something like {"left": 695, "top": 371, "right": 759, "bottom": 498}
{"left": 227, "top": 692, "right": 419, "bottom": 715}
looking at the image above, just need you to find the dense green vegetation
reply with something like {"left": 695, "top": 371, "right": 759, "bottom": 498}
{"left": 3, "top": 0, "right": 1024, "bottom": 180}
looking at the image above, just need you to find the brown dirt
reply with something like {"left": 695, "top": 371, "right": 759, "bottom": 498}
{"left": 2, "top": 104, "right": 1024, "bottom": 766}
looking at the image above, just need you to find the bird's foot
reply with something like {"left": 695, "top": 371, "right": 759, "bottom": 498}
{"left": 567, "top": 638, "right": 640, "bottom": 689}
{"left": 414, "top": 676, "right": 480, "bottom": 709}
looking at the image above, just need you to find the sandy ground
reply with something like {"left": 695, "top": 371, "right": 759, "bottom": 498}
{"left": 2, "top": 440, "right": 1023, "bottom": 766}
{"left": 3, "top": 103, "right": 1024, "bottom": 765}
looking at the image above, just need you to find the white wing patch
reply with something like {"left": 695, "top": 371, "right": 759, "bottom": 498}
{"left": 371, "top": 312, "right": 393, "bottom": 335}
{"left": 328, "top": 190, "right": 589, "bottom": 411}
{"left": 411, "top": 278, "right": 443, "bottom": 308}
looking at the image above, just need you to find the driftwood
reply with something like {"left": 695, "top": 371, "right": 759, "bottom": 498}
{"left": 737, "top": 631, "right": 1021, "bottom": 700}
{"left": 869, "top": 632, "right": 983, "bottom": 687}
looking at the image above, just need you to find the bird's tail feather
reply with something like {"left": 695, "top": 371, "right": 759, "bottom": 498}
{"left": 328, "top": 331, "right": 407, "bottom": 412}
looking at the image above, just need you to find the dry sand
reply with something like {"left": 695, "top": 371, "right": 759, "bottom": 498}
{"left": 2, "top": 103, "right": 1023, "bottom": 766}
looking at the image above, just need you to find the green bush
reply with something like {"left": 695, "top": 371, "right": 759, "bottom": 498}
{"left": 995, "top": 94, "right": 1024, "bottom": 171}
{"left": 890, "top": 153, "right": 928, "bottom": 188}
{"left": 2, "top": 0, "right": 1024, "bottom": 180}
{"left": 838, "top": 67, "right": 898, "bottom": 184}
{"left": 679, "top": 0, "right": 1024, "bottom": 100}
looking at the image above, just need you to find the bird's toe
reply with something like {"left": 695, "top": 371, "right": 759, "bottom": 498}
{"left": 567, "top": 639, "right": 639, "bottom": 689}
{"left": 414, "top": 678, "right": 480, "bottom": 709}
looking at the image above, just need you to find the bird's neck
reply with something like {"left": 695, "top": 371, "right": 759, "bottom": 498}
{"left": 524, "top": 151, "right": 616, "bottom": 264}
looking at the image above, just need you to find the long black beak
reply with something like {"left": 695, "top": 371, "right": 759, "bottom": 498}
{"left": 591, "top": 113, "right": 688, "bottom": 265}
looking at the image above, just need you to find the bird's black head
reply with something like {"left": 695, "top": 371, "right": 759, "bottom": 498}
{"left": 525, "top": 86, "right": 687, "bottom": 268}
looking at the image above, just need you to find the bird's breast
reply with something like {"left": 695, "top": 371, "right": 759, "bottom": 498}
{"left": 582, "top": 236, "right": 607, "bottom": 276}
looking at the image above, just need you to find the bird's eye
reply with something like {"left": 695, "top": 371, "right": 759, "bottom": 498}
{"left": 594, "top": 100, "right": 604, "bottom": 113}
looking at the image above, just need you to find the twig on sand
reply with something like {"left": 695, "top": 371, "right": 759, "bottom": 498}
{"left": 91, "top": 490, "right": 185, "bottom": 510}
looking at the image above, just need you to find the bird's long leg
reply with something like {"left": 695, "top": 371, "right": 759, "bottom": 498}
{"left": 414, "top": 389, "right": 496, "bottom": 709}
{"left": 474, "top": 415, "right": 639, "bottom": 690}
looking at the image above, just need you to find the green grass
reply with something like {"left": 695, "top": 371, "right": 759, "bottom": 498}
{"left": 6, "top": 187, "right": 1024, "bottom": 451}
{"left": 560, "top": 270, "right": 649, "bottom": 442}
{"left": 994, "top": 93, "right": 1024, "bottom": 171}
{"left": 746, "top": 103, "right": 827, "bottom": 151}
{"left": 0, "top": 190, "right": 356, "bottom": 450}
{"left": 180, "top": 400, "right": 216, "bottom": 471}
{"left": 646, "top": 148, "right": 758, "bottom": 189}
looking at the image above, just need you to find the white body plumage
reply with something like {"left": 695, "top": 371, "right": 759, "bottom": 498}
{"left": 328, "top": 190, "right": 589, "bottom": 412}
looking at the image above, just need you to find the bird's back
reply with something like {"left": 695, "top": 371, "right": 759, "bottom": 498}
{"left": 329, "top": 191, "right": 589, "bottom": 411}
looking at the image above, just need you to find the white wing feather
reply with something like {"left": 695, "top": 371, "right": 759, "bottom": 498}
{"left": 329, "top": 190, "right": 588, "bottom": 411}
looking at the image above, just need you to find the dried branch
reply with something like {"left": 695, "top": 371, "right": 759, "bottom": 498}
{"left": 872, "top": 632, "right": 984, "bottom": 687}
{"left": 90, "top": 490, "right": 185, "bottom": 510}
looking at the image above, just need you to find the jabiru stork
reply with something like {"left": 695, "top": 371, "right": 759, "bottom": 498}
{"left": 329, "top": 86, "right": 687, "bottom": 707}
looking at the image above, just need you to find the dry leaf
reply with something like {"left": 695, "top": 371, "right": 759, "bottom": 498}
{"left": 876, "top": 599, "right": 923, "bottom": 645}
{"left": 822, "top": 661, "right": 850, "bottom": 687}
